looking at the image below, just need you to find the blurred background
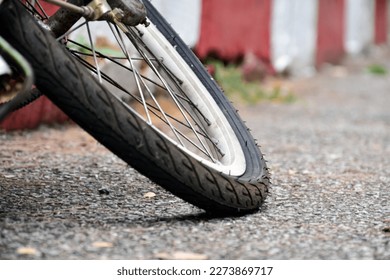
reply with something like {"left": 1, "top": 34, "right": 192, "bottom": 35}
{"left": 1, "top": 0, "right": 389, "bottom": 260}
{"left": 1, "top": 0, "right": 389, "bottom": 130}
{"left": 162, "top": 0, "right": 388, "bottom": 72}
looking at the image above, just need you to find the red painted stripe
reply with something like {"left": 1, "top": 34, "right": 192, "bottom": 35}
{"left": 316, "top": 0, "right": 346, "bottom": 67}
{"left": 196, "top": 0, "right": 272, "bottom": 62}
{"left": 40, "top": 1, "right": 59, "bottom": 15}
{"left": 1, "top": 97, "right": 68, "bottom": 131}
{"left": 375, "top": 0, "right": 388, "bottom": 44}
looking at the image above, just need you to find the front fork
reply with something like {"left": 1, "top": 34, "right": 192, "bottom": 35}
{"left": 45, "top": 0, "right": 148, "bottom": 38}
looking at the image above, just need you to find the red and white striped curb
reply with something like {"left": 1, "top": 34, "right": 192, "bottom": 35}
{"left": 194, "top": 0, "right": 388, "bottom": 74}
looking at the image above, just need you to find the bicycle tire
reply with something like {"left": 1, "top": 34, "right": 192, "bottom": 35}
{"left": 0, "top": 0, "right": 270, "bottom": 214}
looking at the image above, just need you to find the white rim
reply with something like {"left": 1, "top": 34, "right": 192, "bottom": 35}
{"left": 136, "top": 22, "right": 246, "bottom": 176}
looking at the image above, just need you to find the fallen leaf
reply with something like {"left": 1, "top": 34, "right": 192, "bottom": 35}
{"left": 16, "top": 247, "right": 38, "bottom": 255}
{"left": 92, "top": 242, "right": 114, "bottom": 248}
{"left": 155, "top": 251, "right": 208, "bottom": 260}
{"left": 143, "top": 192, "right": 156, "bottom": 199}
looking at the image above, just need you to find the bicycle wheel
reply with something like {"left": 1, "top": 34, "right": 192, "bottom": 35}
{"left": 0, "top": 0, "right": 270, "bottom": 214}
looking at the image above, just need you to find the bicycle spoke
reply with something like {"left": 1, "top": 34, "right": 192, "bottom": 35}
{"left": 85, "top": 21, "right": 102, "bottom": 83}
{"left": 56, "top": 21, "right": 88, "bottom": 42}
{"left": 24, "top": 0, "right": 47, "bottom": 20}
{"left": 136, "top": 65, "right": 187, "bottom": 146}
{"left": 67, "top": 39, "right": 166, "bottom": 91}
{"left": 107, "top": 23, "right": 191, "bottom": 146}
{"left": 108, "top": 22, "right": 153, "bottom": 124}
{"left": 70, "top": 50, "right": 210, "bottom": 140}
{"left": 124, "top": 28, "right": 217, "bottom": 161}
{"left": 125, "top": 27, "right": 212, "bottom": 125}
{"left": 34, "top": 0, "right": 48, "bottom": 19}
{"left": 25, "top": 0, "right": 226, "bottom": 162}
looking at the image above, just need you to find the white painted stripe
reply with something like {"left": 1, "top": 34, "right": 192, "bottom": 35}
{"left": 151, "top": 0, "right": 202, "bottom": 48}
{"left": 345, "top": 0, "right": 375, "bottom": 54}
{"left": 271, "top": 0, "right": 318, "bottom": 76}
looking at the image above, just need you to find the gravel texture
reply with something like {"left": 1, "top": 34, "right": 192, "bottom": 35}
{"left": 1, "top": 50, "right": 389, "bottom": 260}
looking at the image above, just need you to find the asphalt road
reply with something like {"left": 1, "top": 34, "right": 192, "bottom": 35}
{"left": 0, "top": 52, "right": 389, "bottom": 260}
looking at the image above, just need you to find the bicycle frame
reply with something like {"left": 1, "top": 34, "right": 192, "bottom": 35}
{"left": 0, "top": 36, "right": 34, "bottom": 121}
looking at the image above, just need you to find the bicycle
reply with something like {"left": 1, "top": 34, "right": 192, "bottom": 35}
{"left": 0, "top": 0, "right": 270, "bottom": 215}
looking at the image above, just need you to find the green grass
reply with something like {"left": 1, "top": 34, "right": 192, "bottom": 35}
{"left": 367, "top": 64, "right": 388, "bottom": 75}
{"left": 211, "top": 60, "right": 296, "bottom": 104}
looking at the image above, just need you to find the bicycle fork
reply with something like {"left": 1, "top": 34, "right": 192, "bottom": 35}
{"left": 45, "top": 0, "right": 148, "bottom": 38}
